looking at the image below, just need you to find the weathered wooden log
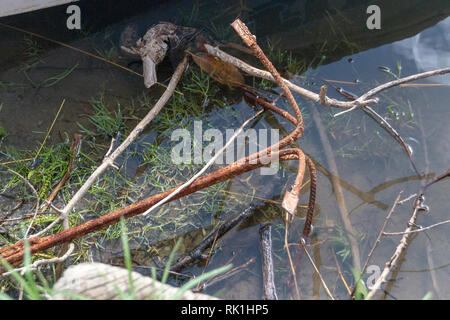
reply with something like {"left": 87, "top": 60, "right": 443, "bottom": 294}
{"left": 52, "top": 262, "right": 218, "bottom": 300}
{"left": 120, "top": 22, "right": 218, "bottom": 88}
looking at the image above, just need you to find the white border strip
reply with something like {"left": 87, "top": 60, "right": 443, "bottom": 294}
{"left": 0, "top": 0, "right": 79, "bottom": 18}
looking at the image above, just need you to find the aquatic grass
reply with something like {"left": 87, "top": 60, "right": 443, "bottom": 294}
{"left": 0, "top": 238, "right": 69, "bottom": 300}
{"left": 115, "top": 217, "right": 135, "bottom": 299}
{"left": 330, "top": 226, "right": 352, "bottom": 263}
{"left": 103, "top": 221, "right": 231, "bottom": 300}
{"left": 0, "top": 62, "right": 243, "bottom": 299}
{"left": 206, "top": 21, "right": 233, "bottom": 41}
{"left": 78, "top": 96, "right": 125, "bottom": 139}
{"left": 89, "top": 25, "right": 121, "bottom": 62}
{"left": 94, "top": 46, "right": 119, "bottom": 62}
{"left": 324, "top": 10, "right": 359, "bottom": 54}
{"left": 0, "top": 140, "right": 74, "bottom": 200}
{"left": 171, "top": 263, "right": 231, "bottom": 299}
{"left": 0, "top": 254, "right": 40, "bottom": 300}
{"left": 177, "top": 0, "right": 200, "bottom": 27}
{"left": 183, "top": 68, "right": 211, "bottom": 98}
{"left": 0, "top": 103, "right": 7, "bottom": 137}
{"left": 22, "top": 35, "right": 42, "bottom": 60}
{"left": 265, "top": 39, "right": 307, "bottom": 76}
{"left": 378, "top": 62, "right": 402, "bottom": 80}
{"left": 0, "top": 80, "right": 23, "bottom": 89}
{"left": 40, "top": 64, "right": 78, "bottom": 88}
{"left": 0, "top": 38, "right": 306, "bottom": 299}
{"left": 351, "top": 268, "right": 368, "bottom": 300}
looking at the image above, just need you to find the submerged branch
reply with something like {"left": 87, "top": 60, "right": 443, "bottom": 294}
{"left": 205, "top": 44, "right": 450, "bottom": 112}
{"left": 259, "top": 224, "right": 278, "bottom": 300}
{"left": 366, "top": 167, "right": 450, "bottom": 299}
{"left": 170, "top": 207, "right": 255, "bottom": 272}
{"left": 31, "top": 56, "right": 189, "bottom": 238}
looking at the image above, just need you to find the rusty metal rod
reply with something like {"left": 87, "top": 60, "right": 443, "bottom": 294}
{"left": 0, "top": 150, "right": 303, "bottom": 269}
{"left": 0, "top": 19, "right": 317, "bottom": 274}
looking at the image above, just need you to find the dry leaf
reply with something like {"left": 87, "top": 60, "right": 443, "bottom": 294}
{"left": 189, "top": 52, "right": 244, "bottom": 86}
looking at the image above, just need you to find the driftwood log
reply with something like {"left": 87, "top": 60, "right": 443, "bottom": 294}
{"left": 52, "top": 262, "right": 218, "bottom": 300}
{"left": 120, "top": 22, "right": 217, "bottom": 88}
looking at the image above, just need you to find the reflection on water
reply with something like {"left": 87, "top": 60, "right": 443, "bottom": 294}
{"left": 394, "top": 18, "right": 450, "bottom": 84}
{"left": 0, "top": 0, "right": 449, "bottom": 300}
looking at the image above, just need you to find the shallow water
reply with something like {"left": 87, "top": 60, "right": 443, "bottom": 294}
{"left": 0, "top": 0, "right": 449, "bottom": 299}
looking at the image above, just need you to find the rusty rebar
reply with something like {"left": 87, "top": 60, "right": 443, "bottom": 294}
{"left": 0, "top": 19, "right": 317, "bottom": 273}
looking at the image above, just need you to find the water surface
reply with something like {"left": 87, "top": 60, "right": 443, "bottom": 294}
{"left": 0, "top": 0, "right": 449, "bottom": 300}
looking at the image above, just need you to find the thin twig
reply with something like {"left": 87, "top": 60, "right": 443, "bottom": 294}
{"left": 206, "top": 44, "right": 450, "bottom": 111}
{"left": 2, "top": 243, "right": 74, "bottom": 277}
{"left": 205, "top": 44, "right": 378, "bottom": 109}
{"left": 363, "top": 106, "right": 420, "bottom": 175}
{"left": 361, "top": 192, "right": 403, "bottom": 275}
{"left": 30, "top": 56, "right": 189, "bottom": 238}
{"left": 398, "top": 193, "right": 417, "bottom": 205}
{"left": 143, "top": 109, "right": 263, "bottom": 216}
{"left": 359, "top": 68, "right": 450, "bottom": 101}
{"left": 366, "top": 198, "right": 421, "bottom": 299}
{"left": 331, "top": 87, "right": 420, "bottom": 176}
{"left": 333, "top": 106, "right": 357, "bottom": 117}
{"left": 331, "top": 247, "right": 352, "bottom": 297}
{"left": 383, "top": 220, "right": 450, "bottom": 235}
{"left": 424, "top": 169, "right": 450, "bottom": 190}
{"left": 6, "top": 169, "right": 40, "bottom": 239}
{"left": 193, "top": 257, "right": 256, "bottom": 293}
{"left": 353, "top": 191, "right": 403, "bottom": 298}
{"left": 284, "top": 217, "right": 301, "bottom": 299}
{"left": 300, "top": 240, "right": 334, "bottom": 300}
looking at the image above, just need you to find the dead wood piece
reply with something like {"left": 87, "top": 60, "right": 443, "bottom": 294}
{"left": 52, "top": 262, "right": 218, "bottom": 300}
{"left": 259, "top": 224, "right": 278, "bottom": 300}
{"left": 171, "top": 207, "right": 255, "bottom": 272}
{"left": 121, "top": 22, "right": 218, "bottom": 88}
{"left": 133, "top": 23, "right": 177, "bottom": 88}
{"left": 204, "top": 44, "right": 450, "bottom": 111}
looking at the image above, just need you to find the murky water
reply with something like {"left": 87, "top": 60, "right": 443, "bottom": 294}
{"left": 0, "top": 0, "right": 449, "bottom": 300}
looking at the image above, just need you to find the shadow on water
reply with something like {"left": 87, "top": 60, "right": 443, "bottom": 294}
{"left": 0, "top": 0, "right": 449, "bottom": 299}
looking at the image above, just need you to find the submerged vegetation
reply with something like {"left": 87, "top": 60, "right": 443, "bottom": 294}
{"left": 0, "top": 41, "right": 442, "bottom": 298}
{"left": 0, "top": 1, "right": 449, "bottom": 301}
{"left": 0, "top": 59, "right": 258, "bottom": 297}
